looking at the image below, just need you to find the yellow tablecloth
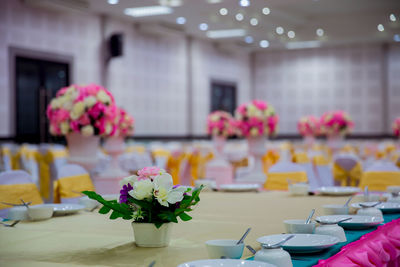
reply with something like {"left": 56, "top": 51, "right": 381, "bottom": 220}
{"left": 0, "top": 192, "right": 350, "bottom": 267}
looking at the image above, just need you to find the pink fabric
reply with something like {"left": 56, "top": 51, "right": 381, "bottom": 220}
{"left": 315, "top": 219, "right": 400, "bottom": 267}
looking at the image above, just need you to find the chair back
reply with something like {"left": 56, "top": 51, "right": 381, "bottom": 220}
{"left": 265, "top": 162, "right": 308, "bottom": 190}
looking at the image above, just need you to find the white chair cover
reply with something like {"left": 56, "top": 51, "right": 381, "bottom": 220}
{"left": 56, "top": 164, "right": 89, "bottom": 204}
{"left": 269, "top": 162, "right": 305, "bottom": 173}
{"left": 334, "top": 153, "right": 359, "bottom": 171}
{"left": 365, "top": 161, "right": 400, "bottom": 172}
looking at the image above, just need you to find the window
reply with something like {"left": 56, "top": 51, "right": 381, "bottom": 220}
{"left": 210, "top": 81, "right": 237, "bottom": 115}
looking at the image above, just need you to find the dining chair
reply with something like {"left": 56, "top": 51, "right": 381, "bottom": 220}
{"left": 359, "top": 160, "right": 400, "bottom": 191}
{"left": 264, "top": 162, "right": 308, "bottom": 191}
{"left": 332, "top": 153, "right": 363, "bottom": 186}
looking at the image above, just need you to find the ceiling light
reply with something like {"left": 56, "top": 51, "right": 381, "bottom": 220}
{"left": 276, "top": 26, "right": 284, "bottom": 35}
{"left": 124, "top": 6, "right": 173, "bottom": 17}
{"left": 377, "top": 24, "right": 384, "bottom": 32}
{"left": 107, "top": 0, "right": 118, "bottom": 4}
{"left": 159, "top": 0, "right": 182, "bottom": 7}
{"left": 235, "top": 13, "right": 244, "bottom": 21}
{"left": 389, "top": 14, "right": 397, "bottom": 22}
{"left": 394, "top": 34, "right": 400, "bottom": 42}
{"left": 219, "top": 8, "right": 228, "bottom": 15}
{"left": 199, "top": 23, "right": 208, "bottom": 31}
{"left": 206, "top": 29, "right": 246, "bottom": 38}
{"left": 286, "top": 41, "right": 321, "bottom": 49}
{"left": 259, "top": 40, "right": 269, "bottom": 48}
{"left": 262, "top": 7, "right": 270, "bottom": 15}
{"left": 250, "top": 18, "right": 258, "bottom": 26}
{"left": 239, "top": 0, "right": 250, "bottom": 7}
{"left": 244, "top": 36, "right": 254, "bottom": 43}
{"left": 287, "top": 30, "right": 295, "bottom": 38}
{"left": 316, "top": 28, "right": 324, "bottom": 37}
{"left": 207, "top": 0, "right": 222, "bottom": 3}
{"left": 176, "top": 17, "right": 186, "bottom": 24}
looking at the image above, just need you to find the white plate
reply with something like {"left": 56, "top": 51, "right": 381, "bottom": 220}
{"left": 352, "top": 202, "right": 400, "bottom": 213}
{"left": 50, "top": 204, "right": 85, "bottom": 215}
{"left": 317, "top": 186, "right": 361, "bottom": 196}
{"left": 316, "top": 215, "right": 383, "bottom": 229}
{"left": 177, "top": 259, "right": 274, "bottom": 267}
{"left": 218, "top": 184, "right": 261, "bottom": 192}
{"left": 257, "top": 234, "right": 339, "bottom": 253}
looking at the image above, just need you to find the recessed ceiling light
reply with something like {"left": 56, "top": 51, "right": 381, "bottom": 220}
{"left": 389, "top": 14, "right": 397, "bottom": 22}
{"left": 259, "top": 40, "right": 269, "bottom": 48}
{"left": 276, "top": 26, "right": 284, "bottom": 35}
{"left": 107, "top": 0, "right": 118, "bottom": 4}
{"left": 124, "top": 6, "right": 173, "bottom": 17}
{"left": 207, "top": 0, "right": 222, "bottom": 3}
{"left": 377, "top": 24, "right": 384, "bottom": 32}
{"left": 316, "top": 28, "right": 324, "bottom": 37}
{"left": 262, "top": 7, "right": 270, "bottom": 15}
{"left": 176, "top": 17, "right": 186, "bottom": 24}
{"left": 239, "top": 0, "right": 250, "bottom": 7}
{"left": 206, "top": 29, "right": 246, "bottom": 38}
{"left": 159, "top": 0, "right": 182, "bottom": 7}
{"left": 244, "top": 36, "right": 254, "bottom": 43}
{"left": 287, "top": 30, "right": 295, "bottom": 38}
{"left": 235, "top": 13, "right": 244, "bottom": 21}
{"left": 286, "top": 41, "right": 321, "bottom": 49}
{"left": 394, "top": 34, "right": 400, "bottom": 42}
{"left": 250, "top": 18, "right": 258, "bottom": 26}
{"left": 199, "top": 23, "right": 209, "bottom": 31}
{"left": 219, "top": 8, "right": 228, "bottom": 16}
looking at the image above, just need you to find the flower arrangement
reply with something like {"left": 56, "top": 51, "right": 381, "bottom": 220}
{"left": 206, "top": 111, "right": 234, "bottom": 137}
{"left": 46, "top": 84, "right": 117, "bottom": 137}
{"left": 234, "top": 100, "right": 279, "bottom": 137}
{"left": 320, "top": 110, "right": 354, "bottom": 137}
{"left": 112, "top": 108, "right": 134, "bottom": 137}
{"left": 297, "top": 115, "right": 321, "bottom": 137}
{"left": 83, "top": 167, "right": 203, "bottom": 228}
{"left": 393, "top": 117, "right": 400, "bottom": 138}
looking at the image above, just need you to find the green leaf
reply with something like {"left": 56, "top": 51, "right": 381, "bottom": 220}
{"left": 154, "top": 221, "right": 163, "bottom": 228}
{"left": 82, "top": 191, "right": 132, "bottom": 219}
{"left": 128, "top": 198, "right": 153, "bottom": 210}
{"left": 178, "top": 212, "right": 192, "bottom": 221}
{"left": 99, "top": 205, "right": 111, "bottom": 214}
{"left": 110, "top": 210, "right": 121, "bottom": 220}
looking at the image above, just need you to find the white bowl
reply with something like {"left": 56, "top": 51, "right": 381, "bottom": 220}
{"left": 79, "top": 196, "right": 99, "bottom": 210}
{"left": 7, "top": 206, "right": 29, "bottom": 221}
{"left": 387, "top": 186, "right": 400, "bottom": 194}
{"left": 178, "top": 259, "right": 273, "bottom": 267}
{"left": 205, "top": 239, "right": 244, "bottom": 259}
{"left": 27, "top": 204, "right": 54, "bottom": 221}
{"left": 322, "top": 204, "right": 349, "bottom": 215}
{"left": 288, "top": 183, "right": 309, "bottom": 196}
{"left": 284, "top": 219, "right": 316, "bottom": 234}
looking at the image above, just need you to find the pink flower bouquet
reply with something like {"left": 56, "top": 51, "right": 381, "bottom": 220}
{"left": 112, "top": 108, "right": 134, "bottom": 137}
{"left": 46, "top": 84, "right": 117, "bottom": 137}
{"left": 392, "top": 117, "right": 400, "bottom": 138}
{"left": 234, "top": 100, "right": 279, "bottom": 137}
{"left": 206, "top": 111, "right": 234, "bottom": 137}
{"left": 297, "top": 115, "right": 321, "bottom": 137}
{"left": 320, "top": 110, "right": 354, "bottom": 137}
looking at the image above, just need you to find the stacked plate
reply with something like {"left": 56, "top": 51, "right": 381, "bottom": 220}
{"left": 316, "top": 215, "right": 383, "bottom": 229}
{"left": 178, "top": 259, "right": 273, "bottom": 267}
{"left": 217, "top": 184, "right": 261, "bottom": 192}
{"left": 317, "top": 186, "right": 360, "bottom": 196}
{"left": 351, "top": 202, "right": 400, "bottom": 213}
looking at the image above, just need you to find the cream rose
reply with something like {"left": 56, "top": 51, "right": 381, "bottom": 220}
{"left": 96, "top": 91, "right": 111, "bottom": 104}
{"left": 84, "top": 96, "right": 97, "bottom": 108}
{"left": 70, "top": 102, "right": 85, "bottom": 120}
{"left": 60, "top": 122, "right": 70, "bottom": 135}
{"left": 81, "top": 125, "right": 94, "bottom": 136}
{"left": 129, "top": 179, "right": 154, "bottom": 200}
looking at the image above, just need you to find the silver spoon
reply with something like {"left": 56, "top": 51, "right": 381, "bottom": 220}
{"left": 262, "top": 235, "right": 294, "bottom": 249}
{"left": 246, "top": 245, "right": 257, "bottom": 255}
{"left": 305, "top": 209, "right": 315, "bottom": 224}
{"left": 236, "top": 227, "right": 251, "bottom": 245}
{"left": 343, "top": 196, "right": 353, "bottom": 207}
{"left": 364, "top": 186, "right": 369, "bottom": 199}
{"left": 359, "top": 202, "right": 381, "bottom": 208}
{"left": 148, "top": 260, "right": 156, "bottom": 267}
{"left": 20, "top": 199, "right": 30, "bottom": 209}
{"left": 0, "top": 220, "right": 20, "bottom": 227}
{"left": 1, "top": 201, "right": 32, "bottom": 207}
{"left": 315, "top": 217, "right": 352, "bottom": 225}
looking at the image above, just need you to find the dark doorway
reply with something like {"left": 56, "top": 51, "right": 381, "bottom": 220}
{"left": 210, "top": 81, "right": 237, "bottom": 115}
{"left": 15, "top": 56, "right": 70, "bottom": 143}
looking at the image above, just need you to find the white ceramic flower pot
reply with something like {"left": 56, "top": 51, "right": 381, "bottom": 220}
{"left": 304, "top": 136, "right": 315, "bottom": 149}
{"left": 327, "top": 135, "right": 343, "bottom": 153}
{"left": 98, "top": 136, "right": 129, "bottom": 178}
{"left": 132, "top": 222, "right": 172, "bottom": 247}
{"left": 244, "top": 136, "right": 267, "bottom": 183}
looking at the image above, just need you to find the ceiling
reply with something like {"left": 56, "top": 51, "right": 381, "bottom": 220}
{"left": 29, "top": 0, "right": 400, "bottom": 50}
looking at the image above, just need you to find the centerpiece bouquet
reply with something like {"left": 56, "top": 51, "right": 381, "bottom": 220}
{"left": 112, "top": 107, "right": 134, "bottom": 137}
{"left": 46, "top": 84, "right": 117, "bottom": 137}
{"left": 320, "top": 110, "right": 354, "bottom": 137}
{"left": 83, "top": 167, "right": 203, "bottom": 247}
{"left": 297, "top": 115, "right": 321, "bottom": 137}
{"left": 206, "top": 110, "right": 234, "bottom": 138}
{"left": 392, "top": 117, "right": 400, "bottom": 138}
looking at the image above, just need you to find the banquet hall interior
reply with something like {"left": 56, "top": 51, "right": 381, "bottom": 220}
{"left": 1, "top": 0, "right": 400, "bottom": 266}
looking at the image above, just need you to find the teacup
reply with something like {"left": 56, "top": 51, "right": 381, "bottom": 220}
{"left": 315, "top": 224, "right": 346, "bottom": 242}
{"left": 288, "top": 183, "right": 309, "bottom": 196}
{"left": 205, "top": 239, "right": 244, "bottom": 259}
{"left": 27, "top": 204, "right": 54, "bottom": 221}
{"left": 322, "top": 204, "right": 349, "bottom": 215}
{"left": 284, "top": 219, "right": 316, "bottom": 234}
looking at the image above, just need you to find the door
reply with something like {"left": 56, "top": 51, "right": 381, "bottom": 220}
{"left": 210, "top": 81, "right": 237, "bottom": 115}
{"left": 15, "top": 56, "right": 70, "bottom": 143}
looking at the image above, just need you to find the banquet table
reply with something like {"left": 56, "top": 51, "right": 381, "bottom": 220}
{"left": 0, "top": 191, "right": 397, "bottom": 267}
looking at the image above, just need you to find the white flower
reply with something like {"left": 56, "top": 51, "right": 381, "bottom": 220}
{"left": 105, "top": 123, "right": 112, "bottom": 135}
{"left": 97, "top": 90, "right": 111, "bottom": 104}
{"left": 81, "top": 125, "right": 94, "bottom": 136}
{"left": 51, "top": 99, "right": 60, "bottom": 109}
{"left": 250, "top": 127, "right": 259, "bottom": 136}
{"left": 119, "top": 175, "right": 138, "bottom": 187}
{"left": 129, "top": 179, "right": 154, "bottom": 200}
{"left": 153, "top": 173, "right": 186, "bottom": 207}
{"left": 60, "top": 122, "right": 70, "bottom": 135}
{"left": 70, "top": 102, "right": 85, "bottom": 120}
{"left": 247, "top": 104, "right": 258, "bottom": 117}
{"left": 210, "top": 114, "right": 219, "bottom": 122}
{"left": 84, "top": 96, "right": 97, "bottom": 108}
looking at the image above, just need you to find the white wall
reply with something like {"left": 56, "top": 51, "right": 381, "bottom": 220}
{"left": 254, "top": 44, "right": 400, "bottom": 134}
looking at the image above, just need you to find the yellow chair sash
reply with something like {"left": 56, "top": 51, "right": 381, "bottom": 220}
{"left": 54, "top": 174, "right": 95, "bottom": 203}
{"left": 166, "top": 153, "right": 186, "bottom": 185}
{"left": 332, "top": 162, "right": 362, "bottom": 187}
{"left": 292, "top": 153, "right": 310, "bottom": 164}
{"left": 264, "top": 171, "right": 308, "bottom": 191}
{"left": 262, "top": 150, "right": 280, "bottom": 174}
{"left": 0, "top": 184, "right": 43, "bottom": 210}
{"left": 188, "top": 152, "right": 214, "bottom": 185}
{"left": 359, "top": 171, "right": 400, "bottom": 191}
{"left": 312, "top": 155, "right": 330, "bottom": 166}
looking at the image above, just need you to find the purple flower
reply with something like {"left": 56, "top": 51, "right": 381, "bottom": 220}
{"left": 119, "top": 184, "right": 133, "bottom": 204}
